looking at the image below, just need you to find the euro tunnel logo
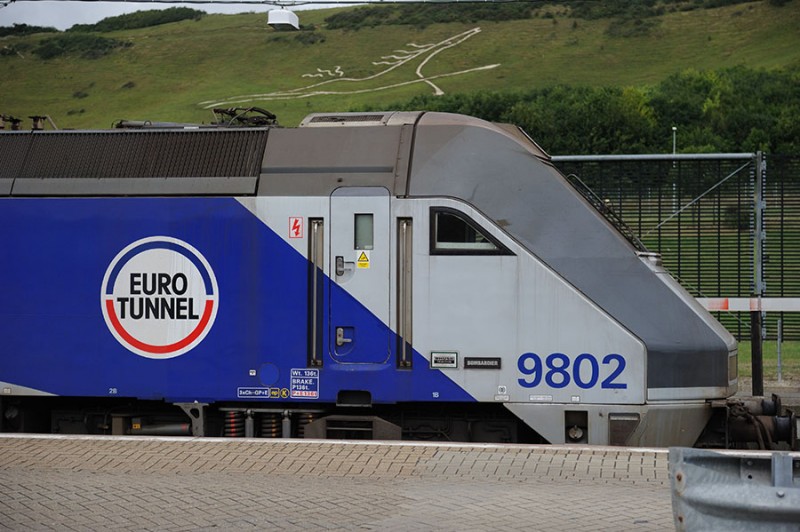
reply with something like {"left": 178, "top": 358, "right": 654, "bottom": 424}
{"left": 101, "top": 236, "right": 219, "bottom": 359}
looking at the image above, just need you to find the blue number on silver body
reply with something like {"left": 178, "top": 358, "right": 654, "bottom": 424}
{"left": 516, "top": 352, "right": 627, "bottom": 390}
{"left": 545, "top": 353, "right": 570, "bottom": 388}
{"left": 600, "top": 354, "right": 627, "bottom": 389}
{"left": 517, "top": 352, "right": 542, "bottom": 388}
{"left": 573, "top": 353, "right": 599, "bottom": 389}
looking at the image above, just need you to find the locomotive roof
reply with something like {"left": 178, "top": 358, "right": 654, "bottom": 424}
{"left": 0, "top": 111, "right": 549, "bottom": 197}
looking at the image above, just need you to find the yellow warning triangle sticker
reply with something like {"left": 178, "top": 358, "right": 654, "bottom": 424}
{"left": 357, "top": 252, "right": 369, "bottom": 263}
{"left": 356, "top": 251, "right": 370, "bottom": 269}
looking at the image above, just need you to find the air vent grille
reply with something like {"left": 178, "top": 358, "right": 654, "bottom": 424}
{"left": 5, "top": 129, "right": 268, "bottom": 179}
{"left": 309, "top": 114, "right": 388, "bottom": 124}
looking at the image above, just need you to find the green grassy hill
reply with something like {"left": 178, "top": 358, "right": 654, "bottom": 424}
{"left": 1, "top": 0, "right": 799, "bottom": 128}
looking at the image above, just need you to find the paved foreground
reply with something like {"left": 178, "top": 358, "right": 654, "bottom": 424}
{"left": 0, "top": 435, "right": 672, "bottom": 531}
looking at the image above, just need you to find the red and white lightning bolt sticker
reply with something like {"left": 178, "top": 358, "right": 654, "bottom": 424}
{"left": 289, "top": 217, "right": 303, "bottom": 239}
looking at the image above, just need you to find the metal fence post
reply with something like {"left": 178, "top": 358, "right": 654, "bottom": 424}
{"left": 751, "top": 152, "right": 766, "bottom": 396}
{"left": 751, "top": 310, "right": 763, "bottom": 396}
{"left": 777, "top": 317, "right": 783, "bottom": 382}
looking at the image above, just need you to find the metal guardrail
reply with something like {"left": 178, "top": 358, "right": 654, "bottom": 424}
{"left": 670, "top": 447, "right": 800, "bottom": 531}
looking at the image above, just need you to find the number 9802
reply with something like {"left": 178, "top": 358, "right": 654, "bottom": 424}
{"left": 517, "top": 352, "right": 627, "bottom": 390}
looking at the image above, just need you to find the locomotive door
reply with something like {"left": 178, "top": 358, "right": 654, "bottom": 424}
{"left": 329, "top": 187, "right": 391, "bottom": 364}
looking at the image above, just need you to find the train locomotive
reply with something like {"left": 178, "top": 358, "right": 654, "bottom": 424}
{"left": 0, "top": 110, "right": 795, "bottom": 448}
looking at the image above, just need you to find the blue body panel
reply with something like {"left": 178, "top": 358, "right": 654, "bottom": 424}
{"left": 0, "top": 197, "right": 474, "bottom": 404}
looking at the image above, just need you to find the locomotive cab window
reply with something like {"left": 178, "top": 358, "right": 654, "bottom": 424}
{"left": 430, "top": 208, "right": 512, "bottom": 255}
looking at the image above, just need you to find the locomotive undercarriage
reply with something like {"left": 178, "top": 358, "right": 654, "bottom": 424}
{"left": 1, "top": 395, "right": 796, "bottom": 449}
{"left": 0, "top": 397, "right": 538, "bottom": 444}
{"left": 696, "top": 395, "right": 798, "bottom": 450}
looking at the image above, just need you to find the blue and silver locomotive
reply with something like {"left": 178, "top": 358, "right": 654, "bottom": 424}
{"left": 0, "top": 111, "right": 792, "bottom": 447}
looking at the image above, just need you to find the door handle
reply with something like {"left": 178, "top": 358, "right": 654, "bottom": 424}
{"left": 336, "top": 255, "right": 345, "bottom": 276}
{"left": 336, "top": 327, "right": 352, "bottom": 346}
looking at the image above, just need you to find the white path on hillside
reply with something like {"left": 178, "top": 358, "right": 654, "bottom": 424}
{"left": 302, "top": 66, "right": 344, "bottom": 78}
{"left": 199, "top": 27, "right": 499, "bottom": 108}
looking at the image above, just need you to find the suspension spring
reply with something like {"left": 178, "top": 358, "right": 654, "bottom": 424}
{"left": 223, "top": 411, "right": 245, "bottom": 438}
{"left": 260, "top": 412, "right": 282, "bottom": 438}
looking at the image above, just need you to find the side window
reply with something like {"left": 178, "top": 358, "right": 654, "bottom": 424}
{"left": 430, "top": 207, "right": 513, "bottom": 255}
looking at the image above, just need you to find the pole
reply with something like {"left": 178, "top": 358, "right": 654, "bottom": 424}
{"left": 672, "top": 126, "right": 677, "bottom": 154}
{"left": 751, "top": 311, "right": 763, "bottom": 397}
{"left": 777, "top": 318, "right": 783, "bottom": 383}
{"left": 751, "top": 152, "right": 766, "bottom": 397}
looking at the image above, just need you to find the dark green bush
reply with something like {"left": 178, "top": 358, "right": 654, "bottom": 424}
{"left": 325, "top": 3, "right": 536, "bottom": 30}
{"left": 33, "top": 34, "right": 132, "bottom": 60}
{"left": 68, "top": 7, "right": 203, "bottom": 33}
{"left": 294, "top": 31, "right": 325, "bottom": 45}
{"left": 0, "top": 23, "right": 58, "bottom": 38}
{"left": 0, "top": 43, "right": 32, "bottom": 56}
{"left": 605, "top": 17, "right": 660, "bottom": 37}
{"left": 323, "top": 0, "right": 768, "bottom": 31}
{"left": 359, "top": 66, "right": 800, "bottom": 155}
